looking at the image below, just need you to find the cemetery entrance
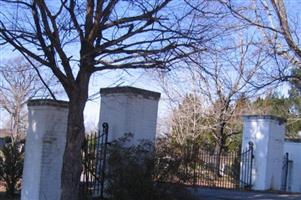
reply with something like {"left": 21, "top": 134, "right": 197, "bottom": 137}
{"left": 171, "top": 143, "right": 254, "bottom": 189}
{"left": 80, "top": 123, "right": 109, "bottom": 199}
{"left": 79, "top": 124, "right": 255, "bottom": 200}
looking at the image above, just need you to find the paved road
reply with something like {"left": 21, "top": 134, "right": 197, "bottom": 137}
{"left": 190, "top": 188, "right": 301, "bottom": 200}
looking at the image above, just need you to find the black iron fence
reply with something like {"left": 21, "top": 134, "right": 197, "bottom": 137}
{"left": 79, "top": 124, "right": 254, "bottom": 198}
{"left": 79, "top": 123, "right": 109, "bottom": 199}
{"left": 167, "top": 142, "right": 254, "bottom": 189}
{"left": 281, "top": 152, "right": 292, "bottom": 191}
{"left": 239, "top": 142, "right": 254, "bottom": 189}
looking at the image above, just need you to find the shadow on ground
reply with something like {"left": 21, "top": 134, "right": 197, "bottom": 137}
{"left": 190, "top": 187, "right": 301, "bottom": 200}
{"left": 1, "top": 188, "right": 300, "bottom": 200}
{"left": 0, "top": 193, "right": 19, "bottom": 200}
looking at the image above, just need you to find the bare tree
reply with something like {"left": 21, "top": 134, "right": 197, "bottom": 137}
{"left": 0, "top": 1, "right": 211, "bottom": 199}
{"left": 159, "top": 33, "right": 267, "bottom": 176}
{"left": 169, "top": 94, "right": 205, "bottom": 146}
{"left": 173, "top": 0, "right": 301, "bottom": 157}
{"left": 188, "top": 43, "right": 261, "bottom": 155}
{"left": 0, "top": 57, "right": 52, "bottom": 142}
{"left": 220, "top": 0, "right": 301, "bottom": 87}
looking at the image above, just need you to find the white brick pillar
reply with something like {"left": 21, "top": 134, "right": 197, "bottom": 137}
{"left": 242, "top": 115, "right": 285, "bottom": 191}
{"left": 98, "top": 86, "right": 160, "bottom": 144}
{"left": 21, "top": 99, "right": 68, "bottom": 200}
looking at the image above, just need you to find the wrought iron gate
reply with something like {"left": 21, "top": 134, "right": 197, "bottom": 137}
{"left": 79, "top": 124, "right": 254, "bottom": 197}
{"left": 281, "top": 152, "right": 292, "bottom": 191}
{"left": 176, "top": 142, "right": 254, "bottom": 189}
{"left": 79, "top": 123, "right": 109, "bottom": 199}
{"left": 239, "top": 142, "right": 254, "bottom": 189}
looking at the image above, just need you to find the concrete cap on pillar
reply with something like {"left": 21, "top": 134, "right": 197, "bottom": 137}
{"left": 100, "top": 86, "right": 161, "bottom": 100}
{"left": 27, "top": 99, "right": 69, "bottom": 108}
{"left": 242, "top": 114, "right": 286, "bottom": 125}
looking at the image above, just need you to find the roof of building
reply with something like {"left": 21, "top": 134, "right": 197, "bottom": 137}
{"left": 27, "top": 99, "right": 69, "bottom": 108}
{"left": 243, "top": 115, "right": 286, "bottom": 124}
{"left": 285, "top": 137, "right": 301, "bottom": 143}
{"left": 100, "top": 86, "right": 161, "bottom": 100}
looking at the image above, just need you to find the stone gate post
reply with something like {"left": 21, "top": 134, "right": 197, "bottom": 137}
{"left": 98, "top": 86, "right": 160, "bottom": 144}
{"left": 21, "top": 99, "right": 68, "bottom": 200}
{"left": 242, "top": 115, "right": 285, "bottom": 191}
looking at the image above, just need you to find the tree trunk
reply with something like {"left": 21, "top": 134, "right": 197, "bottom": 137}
{"left": 60, "top": 71, "right": 91, "bottom": 200}
{"left": 214, "top": 144, "right": 222, "bottom": 177}
{"left": 214, "top": 123, "right": 226, "bottom": 177}
{"left": 60, "top": 101, "right": 85, "bottom": 200}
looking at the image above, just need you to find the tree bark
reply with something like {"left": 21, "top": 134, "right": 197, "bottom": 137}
{"left": 214, "top": 123, "right": 226, "bottom": 177}
{"left": 60, "top": 71, "right": 91, "bottom": 200}
{"left": 60, "top": 101, "right": 85, "bottom": 200}
{"left": 214, "top": 143, "right": 222, "bottom": 176}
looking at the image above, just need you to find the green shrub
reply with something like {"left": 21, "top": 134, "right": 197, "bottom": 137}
{"left": 3, "top": 136, "right": 12, "bottom": 144}
{"left": 0, "top": 142, "right": 24, "bottom": 196}
{"left": 104, "top": 133, "right": 196, "bottom": 200}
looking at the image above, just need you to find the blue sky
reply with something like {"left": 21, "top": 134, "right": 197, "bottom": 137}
{"left": 0, "top": 0, "right": 300, "bottom": 131}
{"left": 0, "top": 46, "right": 168, "bottom": 130}
{"left": 0, "top": 0, "right": 194, "bottom": 130}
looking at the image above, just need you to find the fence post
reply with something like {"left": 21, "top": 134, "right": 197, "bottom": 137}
{"left": 242, "top": 115, "right": 285, "bottom": 191}
{"left": 281, "top": 152, "right": 289, "bottom": 191}
{"left": 249, "top": 141, "right": 254, "bottom": 188}
{"left": 21, "top": 99, "right": 68, "bottom": 200}
{"left": 99, "top": 86, "right": 160, "bottom": 144}
{"left": 100, "top": 122, "right": 109, "bottom": 200}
